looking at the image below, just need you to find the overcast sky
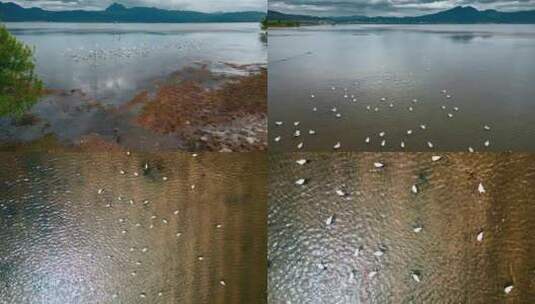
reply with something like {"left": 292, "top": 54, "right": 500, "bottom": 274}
{"left": 9, "top": 0, "right": 266, "bottom": 12}
{"left": 268, "top": 0, "right": 535, "bottom": 16}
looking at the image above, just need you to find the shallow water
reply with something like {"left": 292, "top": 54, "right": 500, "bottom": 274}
{"left": 0, "top": 152, "right": 266, "bottom": 303}
{"left": 269, "top": 25, "right": 535, "bottom": 152}
{"left": 5, "top": 22, "right": 266, "bottom": 105}
{"left": 269, "top": 153, "right": 535, "bottom": 303}
{"left": 1, "top": 22, "right": 266, "bottom": 150}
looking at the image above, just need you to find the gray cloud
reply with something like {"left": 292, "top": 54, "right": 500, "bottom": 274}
{"left": 268, "top": 0, "right": 535, "bottom": 16}
{"left": 10, "top": 0, "right": 266, "bottom": 12}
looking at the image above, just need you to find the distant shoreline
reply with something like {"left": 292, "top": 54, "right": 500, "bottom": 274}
{"left": 0, "top": 1, "right": 266, "bottom": 23}
{"left": 267, "top": 6, "right": 535, "bottom": 25}
{"left": 267, "top": 22, "right": 535, "bottom": 27}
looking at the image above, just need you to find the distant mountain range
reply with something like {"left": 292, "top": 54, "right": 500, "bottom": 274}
{"left": 0, "top": 2, "right": 266, "bottom": 23}
{"left": 268, "top": 6, "right": 535, "bottom": 24}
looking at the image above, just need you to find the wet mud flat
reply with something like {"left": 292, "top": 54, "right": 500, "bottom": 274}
{"left": 0, "top": 63, "right": 267, "bottom": 152}
{"left": 0, "top": 152, "right": 267, "bottom": 303}
{"left": 133, "top": 64, "right": 267, "bottom": 152}
{"left": 268, "top": 153, "right": 535, "bottom": 303}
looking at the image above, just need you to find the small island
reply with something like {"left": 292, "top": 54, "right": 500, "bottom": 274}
{"left": 262, "top": 18, "right": 300, "bottom": 28}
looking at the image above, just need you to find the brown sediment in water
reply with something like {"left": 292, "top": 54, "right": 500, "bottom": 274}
{"left": 0, "top": 134, "right": 79, "bottom": 152}
{"left": 1, "top": 64, "right": 266, "bottom": 152}
{"left": 0, "top": 153, "right": 267, "bottom": 303}
{"left": 76, "top": 134, "right": 125, "bottom": 152}
{"left": 12, "top": 113, "right": 41, "bottom": 127}
{"left": 0, "top": 134, "right": 123, "bottom": 153}
{"left": 135, "top": 68, "right": 267, "bottom": 152}
{"left": 41, "top": 87, "right": 87, "bottom": 97}
{"left": 268, "top": 153, "right": 535, "bottom": 303}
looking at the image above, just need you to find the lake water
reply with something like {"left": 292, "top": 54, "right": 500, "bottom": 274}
{"left": 269, "top": 25, "right": 535, "bottom": 152}
{"left": 0, "top": 22, "right": 266, "bottom": 150}
{"left": 0, "top": 152, "right": 267, "bottom": 303}
{"left": 268, "top": 153, "right": 535, "bottom": 303}
{"left": 5, "top": 22, "right": 266, "bottom": 105}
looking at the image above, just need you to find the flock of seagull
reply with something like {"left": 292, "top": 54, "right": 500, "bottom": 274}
{"left": 63, "top": 41, "right": 198, "bottom": 65}
{"left": 290, "top": 155, "right": 515, "bottom": 296}
{"left": 272, "top": 85, "right": 493, "bottom": 151}
{"left": 102, "top": 152, "right": 228, "bottom": 299}
{"left": 1, "top": 152, "right": 231, "bottom": 302}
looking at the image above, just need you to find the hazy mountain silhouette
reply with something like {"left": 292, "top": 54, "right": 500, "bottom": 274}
{"left": 0, "top": 2, "right": 265, "bottom": 22}
{"left": 268, "top": 6, "right": 535, "bottom": 24}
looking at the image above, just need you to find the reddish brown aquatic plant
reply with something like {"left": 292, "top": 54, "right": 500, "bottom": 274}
{"left": 209, "top": 68, "right": 267, "bottom": 115}
{"left": 137, "top": 81, "right": 209, "bottom": 133}
{"left": 137, "top": 69, "right": 267, "bottom": 134}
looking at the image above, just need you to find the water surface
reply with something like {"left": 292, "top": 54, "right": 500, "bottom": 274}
{"left": 269, "top": 25, "right": 535, "bottom": 152}
{"left": 0, "top": 23, "right": 266, "bottom": 150}
{"left": 6, "top": 22, "right": 266, "bottom": 105}
{"left": 269, "top": 153, "right": 535, "bottom": 303}
{"left": 0, "top": 152, "right": 266, "bottom": 303}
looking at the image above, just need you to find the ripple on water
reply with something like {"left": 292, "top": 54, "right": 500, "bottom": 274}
{"left": 0, "top": 152, "right": 266, "bottom": 303}
{"left": 268, "top": 153, "right": 535, "bottom": 303}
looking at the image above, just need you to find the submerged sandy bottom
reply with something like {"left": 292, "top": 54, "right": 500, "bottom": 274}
{"left": 0, "top": 152, "right": 267, "bottom": 303}
{"left": 269, "top": 153, "right": 535, "bottom": 303}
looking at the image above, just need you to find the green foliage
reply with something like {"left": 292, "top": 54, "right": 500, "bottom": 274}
{"left": 263, "top": 19, "right": 300, "bottom": 28}
{"left": 0, "top": 24, "right": 42, "bottom": 117}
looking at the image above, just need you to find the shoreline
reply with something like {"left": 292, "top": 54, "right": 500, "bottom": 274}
{"left": 0, "top": 63, "right": 267, "bottom": 152}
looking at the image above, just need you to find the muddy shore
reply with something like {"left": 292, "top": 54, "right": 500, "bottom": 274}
{"left": 0, "top": 63, "right": 267, "bottom": 152}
